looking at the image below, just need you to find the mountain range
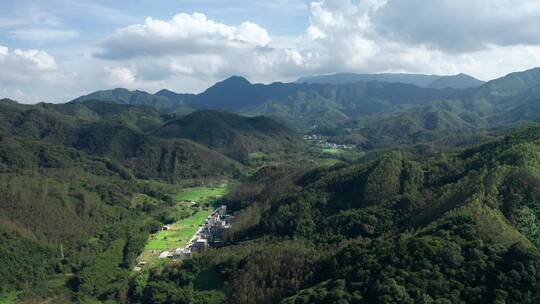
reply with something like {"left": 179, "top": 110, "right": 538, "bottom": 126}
{"left": 0, "top": 99, "right": 301, "bottom": 181}
{"left": 4, "top": 67, "right": 540, "bottom": 303}
{"left": 70, "top": 68, "right": 540, "bottom": 151}
{"left": 295, "top": 72, "right": 485, "bottom": 89}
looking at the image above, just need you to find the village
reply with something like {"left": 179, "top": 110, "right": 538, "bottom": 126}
{"left": 160, "top": 204, "right": 233, "bottom": 260}
{"left": 303, "top": 134, "right": 356, "bottom": 150}
{"left": 134, "top": 204, "right": 233, "bottom": 271}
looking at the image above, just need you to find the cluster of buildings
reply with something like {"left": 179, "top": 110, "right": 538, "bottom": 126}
{"left": 160, "top": 205, "right": 233, "bottom": 260}
{"left": 303, "top": 134, "right": 356, "bottom": 150}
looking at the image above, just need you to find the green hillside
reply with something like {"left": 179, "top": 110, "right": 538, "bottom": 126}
{"left": 71, "top": 68, "right": 540, "bottom": 152}
{"left": 133, "top": 126, "right": 540, "bottom": 303}
{"left": 156, "top": 110, "right": 301, "bottom": 160}
{"left": 71, "top": 88, "right": 184, "bottom": 110}
{"left": 0, "top": 99, "right": 302, "bottom": 301}
{"left": 0, "top": 99, "right": 306, "bottom": 184}
{"left": 0, "top": 134, "right": 147, "bottom": 298}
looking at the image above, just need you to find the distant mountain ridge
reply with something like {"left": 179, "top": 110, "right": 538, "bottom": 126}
{"left": 68, "top": 71, "right": 486, "bottom": 113}
{"left": 0, "top": 99, "right": 302, "bottom": 180}
{"left": 66, "top": 68, "right": 540, "bottom": 147}
{"left": 156, "top": 109, "right": 300, "bottom": 160}
{"left": 72, "top": 88, "right": 186, "bottom": 111}
{"left": 295, "top": 72, "right": 485, "bottom": 89}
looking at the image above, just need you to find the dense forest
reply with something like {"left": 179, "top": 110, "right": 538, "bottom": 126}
{"left": 131, "top": 126, "right": 540, "bottom": 303}
{"left": 3, "top": 66, "right": 540, "bottom": 303}
{"left": 0, "top": 98, "right": 303, "bottom": 302}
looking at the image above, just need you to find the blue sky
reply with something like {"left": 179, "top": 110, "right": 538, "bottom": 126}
{"left": 2, "top": 0, "right": 540, "bottom": 103}
{"left": 0, "top": 1, "right": 308, "bottom": 52}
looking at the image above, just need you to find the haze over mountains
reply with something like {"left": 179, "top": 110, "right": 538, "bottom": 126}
{"left": 295, "top": 72, "right": 485, "bottom": 89}
{"left": 71, "top": 68, "right": 540, "bottom": 148}
{"left": 73, "top": 72, "right": 487, "bottom": 111}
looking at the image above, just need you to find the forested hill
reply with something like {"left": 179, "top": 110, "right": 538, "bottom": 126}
{"left": 69, "top": 68, "right": 540, "bottom": 141}
{"left": 0, "top": 100, "right": 244, "bottom": 181}
{"left": 0, "top": 98, "right": 305, "bottom": 300}
{"left": 134, "top": 126, "right": 540, "bottom": 303}
{"left": 0, "top": 100, "right": 303, "bottom": 179}
{"left": 156, "top": 110, "right": 300, "bottom": 160}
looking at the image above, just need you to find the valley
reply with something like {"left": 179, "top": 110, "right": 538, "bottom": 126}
{"left": 137, "top": 185, "right": 230, "bottom": 268}
{"left": 3, "top": 67, "right": 540, "bottom": 303}
{"left": 4, "top": 1, "right": 540, "bottom": 303}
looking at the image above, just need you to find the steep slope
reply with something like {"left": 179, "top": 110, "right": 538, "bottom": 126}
{"left": 0, "top": 100, "right": 242, "bottom": 181}
{"left": 256, "top": 125, "right": 540, "bottom": 256}
{"left": 474, "top": 67, "right": 540, "bottom": 102}
{"left": 135, "top": 126, "right": 540, "bottom": 303}
{"left": 188, "top": 76, "right": 264, "bottom": 111}
{"left": 156, "top": 110, "right": 301, "bottom": 160}
{"left": 0, "top": 134, "right": 143, "bottom": 293}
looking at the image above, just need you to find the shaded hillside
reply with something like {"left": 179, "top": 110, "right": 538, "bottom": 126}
{"left": 69, "top": 68, "right": 540, "bottom": 148}
{"left": 0, "top": 100, "right": 242, "bottom": 181}
{"left": 122, "top": 137, "right": 242, "bottom": 181}
{"left": 0, "top": 134, "right": 142, "bottom": 293}
{"left": 188, "top": 76, "right": 263, "bottom": 111}
{"left": 156, "top": 110, "right": 301, "bottom": 160}
{"left": 53, "top": 100, "right": 167, "bottom": 132}
{"left": 135, "top": 126, "right": 540, "bottom": 303}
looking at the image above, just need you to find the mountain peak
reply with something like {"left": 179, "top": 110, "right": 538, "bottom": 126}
{"left": 220, "top": 76, "right": 251, "bottom": 86}
{"left": 156, "top": 89, "right": 175, "bottom": 95}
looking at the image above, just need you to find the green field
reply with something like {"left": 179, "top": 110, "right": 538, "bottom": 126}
{"left": 139, "top": 185, "right": 229, "bottom": 264}
{"left": 0, "top": 292, "right": 19, "bottom": 304}
{"left": 145, "top": 209, "right": 213, "bottom": 251}
{"left": 174, "top": 186, "right": 228, "bottom": 203}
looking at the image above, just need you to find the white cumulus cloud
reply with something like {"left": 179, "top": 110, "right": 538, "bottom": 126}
{"left": 295, "top": 0, "right": 540, "bottom": 78}
{"left": 95, "top": 12, "right": 271, "bottom": 60}
{"left": 105, "top": 66, "right": 136, "bottom": 87}
{"left": 0, "top": 47, "right": 58, "bottom": 83}
{"left": 92, "top": 12, "right": 307, "bottom": 86}
{"left": 4, "top": 1, "right": 540, "bottom": 103}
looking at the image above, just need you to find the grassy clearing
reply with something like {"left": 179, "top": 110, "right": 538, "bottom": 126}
{"left": 0, "top": 292, "right": 19, "bottom": 304}
{"left": 174, "top": 186, "right": 228, "bottom": 203}
{"left": 145, "top": 209, "right": 213, "bottom": 251}
{"left": 138, "top": 185, "right": 229, "bottom": 265}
